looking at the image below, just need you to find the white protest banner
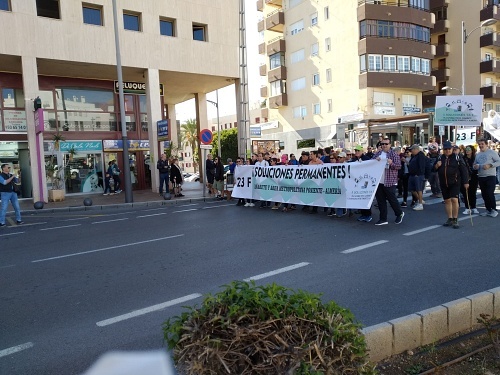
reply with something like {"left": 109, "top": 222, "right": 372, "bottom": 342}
{"left": 454, "top": 127, "right": 477, "bottom": 146}
{"left": 483, "top": 110, "right": 500, "bottom": 141}
{"left": 435, "top": 95, "right": 483, "bottom": 126}
{"left": 232, "top": 160, "right": 386, "bottom": 209}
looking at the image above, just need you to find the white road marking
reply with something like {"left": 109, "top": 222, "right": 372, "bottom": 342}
{"left": 172, "top": 209, "right": 198, "bottom": 213}
{"left": 202, "top": 204, "right": 234, "bottom": 209}
{"left": 15, "top": 222, "right": 47, "bottom": 227}
{"left": 91, "top": 218, "right": 129, "bottom": 224}
{"left": 177, "top": 203, "right": 199, "bottom": 207}
{"left": 0, "top": 232, "right": 25, "bottom": 237}
{"left": 31, "top": 234, "right": 184, "bottom": 263}
{"left": 458, "top": 214, "right": 479, "bottom": 222}
{"left": 341, "top": 240, "right": 389, "bottom": 254}
{"left": 96, "top": 293, "right": 202, "bottom": 327}
{"left": 136, "top": 212, "right": 167, "bottom": 218}
{"left": 403, "top": 225, "right": 441, "bottom": 236}
{"left": 243, "top": 262, "right": 310, "bottom": 282}
{"left": 40, "top": 224, "right": 81, "bottom": 231}
{"left": 0, "top": 264, "right": 16, "bottom": 269}
{"left": 0, "top": 342, "right": 34, "bottom": 358}
{"left": 65, "top": 217, "right": 90, "bottom": 221}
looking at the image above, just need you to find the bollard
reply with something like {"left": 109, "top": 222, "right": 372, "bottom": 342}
{"left": 34, "top": 201, "right": 44, "bottom": 210}
{"left": 83, "top": 198, "right": 93, "bottom": 206}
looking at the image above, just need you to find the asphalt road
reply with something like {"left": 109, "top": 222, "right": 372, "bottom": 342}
{"left": 1, "top": 193, "right": 499, "bottom": 375}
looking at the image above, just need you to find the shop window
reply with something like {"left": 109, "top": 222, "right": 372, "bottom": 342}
{"left": 0, "top": 0, "right": 11, "bottom": 11}
{"left": 123, "top": 11, "right": 141, "bottom": 31}
{"left": 36, "top": 0, "right": 60, "bottom": 19}
{"left": 160, "top": 18, "right": 175, "bottom": 36}
{"left": 2, "top": 88, "right": 24, "bottom": 108}
{"left": 83, "top": 4, "right": 103, "bottom": 26}
{"left": 193, "top": 23, "right": 207, "bottom": 41}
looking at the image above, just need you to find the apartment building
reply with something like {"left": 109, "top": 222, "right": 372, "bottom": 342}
{"left": 0, "top": 0, "right": 239, "bottom": 200}
{"left": 257, "top": 0, "right": 436, "bottom": 154}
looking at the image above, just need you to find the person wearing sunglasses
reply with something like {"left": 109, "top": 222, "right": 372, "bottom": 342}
{"left": 0, "top": 164, "right": 23, "bottom": 227}
{"left": 372, "top": 139, "right": 404, "bottom": 226}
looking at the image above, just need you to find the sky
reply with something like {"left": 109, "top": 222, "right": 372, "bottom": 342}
{"left": 175, "top": 0, "right": 262, "bottom": 123}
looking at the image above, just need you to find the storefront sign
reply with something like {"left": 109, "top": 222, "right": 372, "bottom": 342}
{"left": 423, "top": 108, "right": 435, "bottom": 113}
{"left": 34, "top": 109, "right": 44, "bottom": 134}
{"left": 402, "top": 107, "right": 422, "bottom": 116}
{"left": 59, "top": 141, "right": 103, "bottom": 152}
{"left": 435, "top": 95, "right": 483, "bottom": 126}
{"left": 260, "top": 120, "right": 279, "bottom": 130}
{"left": 114, "top": 81, "right": 164, "bottom": 96}
{"left": 157, "top": 119, "right": 169, "bottom": 140}
{"left": 232, "top": 160, "right": 385, "bottom": 209}
{"left": 339, "top": 112, "right": 364, "bottom": 123}
{"left": 250, "top": 126, "right": 262, "bottom": 137}
{"left": 103, "top": 139, "right": 169, "bottom": 151}
{"left": 3, "top": 110, "right": 27, "bottom": 131}
{"left": 374, "top": 106, "right": 395, "bottom": 116}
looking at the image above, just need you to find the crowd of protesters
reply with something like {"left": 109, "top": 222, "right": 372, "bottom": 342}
{"left": 231, "top": 138, "right": 500, "bottom": 228}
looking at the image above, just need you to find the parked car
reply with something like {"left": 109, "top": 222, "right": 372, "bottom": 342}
{"left": 184, "top": 173, "right": 200, "bottom": 182}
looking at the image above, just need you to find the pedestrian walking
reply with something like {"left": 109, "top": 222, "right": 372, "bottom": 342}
{"left": 460, "top": 145, "right": 479, "bottom": 215}
{"left": 434, "top": 141, "right": 469, "bottom": 228}
{"left": 0, "top": 163, "right": 23, "bottom": 226}
{"left": 157, "top": 154, "right": 170, "bottom": 196}
{"left": 103, "top": 161, "right": 115, "bottom": 195}
{"left": 111, "top": 160, "right": 122, "bottom": 193}
{"left": 474, "top": 138, "right": 500, "bottom": 217}
{"left": 170, "top": 158, "right": 184, "bottom": 197}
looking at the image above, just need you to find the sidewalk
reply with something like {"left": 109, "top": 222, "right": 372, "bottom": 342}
{"left": 16, "top": 181, "right": 211, "bottom": 215}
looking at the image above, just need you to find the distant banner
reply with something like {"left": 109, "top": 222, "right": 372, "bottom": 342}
{"left": 435, "top": 95, "right": 483, "bottom": 126}
{"left": 483, "top": 110, "right": 500, "bottom": 141}
{"left": 232, "top": 161, "right": 386, "bottom": 209}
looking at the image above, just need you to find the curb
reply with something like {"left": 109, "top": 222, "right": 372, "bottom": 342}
{"left": 362, "top": 286, "right": 500, "bottom": 362}
{"left": 21, "top": 196, "right": 211, "bottom": 215}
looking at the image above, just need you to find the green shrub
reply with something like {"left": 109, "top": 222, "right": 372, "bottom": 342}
{"left": 163, "top": 281, "right": 376, "bottom": 375}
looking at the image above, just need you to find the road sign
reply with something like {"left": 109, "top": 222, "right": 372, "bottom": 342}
{"left": 439, "top": 126, "right": 445, "bottom": 136}
{"left": 200, "top": 129, "right": 213, "bottom": 145}
{"left": 200, "top": 144, "right": 213, "bottom": 149}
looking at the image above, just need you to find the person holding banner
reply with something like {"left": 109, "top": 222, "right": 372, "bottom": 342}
{"left": 434, "top": 141, "right": 469, "bottom": 229}
{"left": 474, "top": 138, "right": 500, "bottom": 217}
{"left": 461, "top": 145, "right": 479, "bottom": 215}
{"left": 372, "top": 139, "right": 404, "bottom": 226}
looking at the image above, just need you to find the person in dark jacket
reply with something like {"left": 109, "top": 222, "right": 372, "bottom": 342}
{"left": 157, "top": 153, "right": 170, "bottom": 196}
{"left": 434, "top": 141, "right": 469, "bottom": 229}
{"left": 169, "top": 158, "right": 184, "bottom": 197}
{"left": 205, "top": 154, "right": 215, "bottom": 195}
{"left": 408, "top": 144, "right": 426, "bottom": 211}
{"left": 0, "top": 163, "right": 23, "bottom": 226}
{"left": 213, "top": 156, "right": 225, "bottom": 200}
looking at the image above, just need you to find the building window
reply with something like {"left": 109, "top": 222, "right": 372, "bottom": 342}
{"left": 368, "top": 54, "right": 382, "bottom": 71}
{"left": 269, "top": 52, "right": 285, "bottom": 70}
{"left": 270, "top": 80, "right": 286, "bottom": 96}
{"left": 297, "top": 138, "right": 315, "bottom": 149}
{"left": 290, "top": 49, "right": 305, "bottom": 64}
{"left": 193, "top": 23, "right": 207, "bottom": 41}
{"left": 326, "top": 69, "right": 332, "bottom": 83}
{"left": 291, "top": 77, "right": 306, "bottom": 91}
{"left": 36, "top": 0, "right": 60, "bottom": 19}
{"left": 360, "top": 20, "right": 430, "bottom": 43}
{"left": 293, "top": 106, "right": 307, "bottom": 118}
{"left": 327, "top": 99, "right": 332, "bottom": 113}
{"left": 289, "top": 0, "right": 302, "bottom": 8}
{"left": 313, "top": 103, "right": 321, "bottom": 115}
{"left": 311, "top": 12, "right": 318, "bottom": 26}
{"left": 290, "top": 19, "right": 304, "bottom": 36}
{"left": 325, "top": 37, "right": 331, "bottom": 52}
{"left": 160, "top": 18, "right": 175, "bottom": 36}
{"left": 360, "top": 55, "right": 367, "bottom": 72}
{"left": 421, "top": 59, "right": 430, "bottom": 74}
{"left": 311, "top": 42, "right": 319, "bottom": 57}
{"left": 411, "top": 57, "right": 421, "bottom": 73}
{"left": 383, "top": 55, "right": 396, "bottom": 71}
{"left": 485, "top": 102, "right": 493, "bottom": 112}
{"left": 402, "top": 94, "right": 417, "bottom": 108}
{"left": 324, "top": 6, "right": 329, "bottom": 20}
{"left": 0, "top": 0, "right": 11, "bottom": 11}
{"left": 373, "top": 92, "right": 395, "bottom": 115}
{"left": 123, "top": 12, "right": 141, "bottom": 31}
{"left": 496, "top": 103, "right": 500, "bottom": 113}
{"left": 312, "top": 73, "right": 320, "bottom": 86}
{"left": 83, "top": 4, "right": 103, "bottom": 26}
{"left": 397, "top": 56, "right": 410, "bottom": 72}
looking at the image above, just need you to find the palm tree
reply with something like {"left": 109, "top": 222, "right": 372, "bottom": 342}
{"left": 180, "top": 118, "right": 199, "bottom": 172}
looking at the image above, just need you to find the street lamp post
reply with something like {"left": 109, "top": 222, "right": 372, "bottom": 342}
{"left": 207, "top": 90, "right": 221, "bottom": 158}
{"left": 461, "top": 18, "right": 497, "bottom": 95}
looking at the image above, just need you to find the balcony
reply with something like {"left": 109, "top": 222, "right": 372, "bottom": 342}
{"left": 261, "top": 107, "right": 269, "bottom": 119}
{"left": 430, "top": 0, "right": 450, "bottom": 8}
{"left": 481, "top": 4, "right": 500, "bottom": 22}
{"left": 480, "top": 84, "right": 500, "bottom": 99}
{"left": 265, "top": 0, "right": 282, "bottom": 7}
{"left": 269, "top": 93, "right": 288, "bottom": 108}
{"left": 265, "top": 10, "right": 285, "bottom": 32}
{"left": 258, "top": 42, "right": 265, "bottom": 55}
{"left": 259, "top": 64, "right": 267, "bottom": 76}
{"left": 359, "top": 37, "right": 434, "bottom": 59}
{"left": 434, "top": 43, "right": 450, "bottom": 58}
{"left": 268, "top": 66, "right": 287, "bottom": 81}
{"left": 257, "top": 0, "right": 263, "bottom": 11}
{"left": 267, "top": 37, "right": 286, "bottom": 54}
{"left": 359, "top": 72, "right": 435, "bottom": 90}
{"left": 480, "top": 59, "right": 500, "bottom": 75}
{"left": 357, "top": 2, "right": 433, "bottom": 28}
{"left": 257, "top": 19, "right": 265, "bottom": 33}
{"left": 431, "top": 67, "right": 450, "bottom": 81}
{"left": 480, "top": 32, "right": 500, "bottom": 49}
{"left": 260, "top": 86, "right": 268, "bottom": 98}
{"left": 432, "top": 19, "right": 450, "bottom": 34}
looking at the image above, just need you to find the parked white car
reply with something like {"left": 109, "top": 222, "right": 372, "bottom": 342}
{"left": 184, "top": 173, "right": 200, "bottom": 182}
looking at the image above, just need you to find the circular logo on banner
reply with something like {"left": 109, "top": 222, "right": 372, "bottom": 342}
{"left": 200, "top": 129, "right": 213, "bottom": 145}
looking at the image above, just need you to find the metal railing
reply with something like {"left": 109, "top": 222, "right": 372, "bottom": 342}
{"left": 357, "top": 0, "right": 430, "bottom": 12}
